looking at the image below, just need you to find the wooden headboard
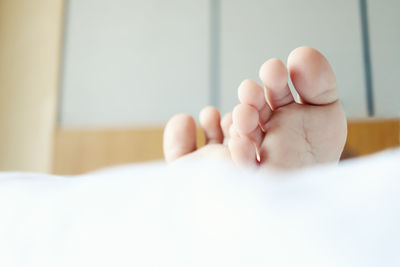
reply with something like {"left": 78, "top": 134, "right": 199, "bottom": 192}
{"left": 343, "top": 119, "right": 399, "bottom": 158}
{"left": 53, "top": 119, "right": 400, "bottom": 175}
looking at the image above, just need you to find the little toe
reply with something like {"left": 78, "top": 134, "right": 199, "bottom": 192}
{"left": 221, "top": 112, "right": 232, "bottom": 144}
{"left": 163, "top": 114, "right": 197, "bottom": 162}
{"left": 199, "top": 106, "right": 224, "bottom": 144}
{"left": 287, "top": 46, "right": 338, "bottom": 105}
{"left": 259, "top": 58, "right": 294, "bottom": 110}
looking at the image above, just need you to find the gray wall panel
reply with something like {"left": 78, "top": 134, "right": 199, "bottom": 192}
{"left": 61, "top": 0, "right": 210, "bottom": 126}
{"left": 220, "top": 0, "right": 367, "bottom": 118}
{"left": 368, "top": 0, "right": 400, "bottom": 117}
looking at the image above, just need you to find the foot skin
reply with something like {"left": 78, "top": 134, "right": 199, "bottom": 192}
{"left": 163, "top": 107, "right": 232, "bottom": 163}
{"left": 163, "top": 47, "right": 347, "bottom": 169}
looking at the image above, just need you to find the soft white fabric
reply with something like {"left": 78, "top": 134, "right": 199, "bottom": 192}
{"left": 0, "top": 149, "right": 399, "bottom": 267}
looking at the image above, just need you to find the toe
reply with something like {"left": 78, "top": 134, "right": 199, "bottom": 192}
{"left": 238, "top": 79, "right": 272, "bottom": 127}
{"left": 199, "top": 106, "right": 224, "bottom": 145}
{"left": 221, "top": 112, "right": 232, "bottom": 143}
{"left": 238, "top": 79, "right": 266, "bottom": 110}
{"left": 259, "top": 58, "right": 294, "bottom": 110}
{"left": 232, "top": 104, "right": 259, "bottom": 136}
{"left": 228, "top": 136, "right": 257, "bottom": 167}
{"left": 287, "top": 46, "right": 338, "bottom": 105}
{"left": 163, "top": 114, "right": 197, "bottom": 162}
{"left": 232, "top": 103, "right": 264, "bottom": 149}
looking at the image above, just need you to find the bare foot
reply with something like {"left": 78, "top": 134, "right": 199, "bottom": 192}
{"left": 229, "top": 47, "right": 347, "bottom": 168}
{"left": 163, "top": 47, "right": 347, "bottom": 169}
{"left": 163, "top": 107, "right": 232, "bottom": 163}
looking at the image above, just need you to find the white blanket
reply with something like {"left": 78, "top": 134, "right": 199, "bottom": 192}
{"left": 1, "top": 149, "right": 399, "bottom": 267}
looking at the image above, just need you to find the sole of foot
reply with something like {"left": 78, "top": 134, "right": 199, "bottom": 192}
{"left": 229, "top": 46, "right": 347, "bottom": 168}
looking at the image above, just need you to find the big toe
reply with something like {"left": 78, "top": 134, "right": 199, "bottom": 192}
{"left": 163, "top": 114, "right": 197, "bottom": 162}
{"left": 287, "top": 46, "right": 338, "bottom": 105}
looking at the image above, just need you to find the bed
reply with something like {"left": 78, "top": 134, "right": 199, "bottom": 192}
{"left": 53, "top": 118, "right": 400, "bottom": 174}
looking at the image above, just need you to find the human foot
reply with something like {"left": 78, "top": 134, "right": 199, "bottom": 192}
{"left": 229, "top": 46, "right": 347, "bottom": 168}
{"left": 163, "top": 47, "right": 347, "bottom": 169}
{"left": 163, "top": 107, "right": 232, "bottom": 163}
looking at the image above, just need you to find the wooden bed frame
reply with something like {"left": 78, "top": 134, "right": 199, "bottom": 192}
{"left": 53, "top": 118, "right": 400, "bottom": 174}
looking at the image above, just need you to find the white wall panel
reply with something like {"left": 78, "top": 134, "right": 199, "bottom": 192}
{"left": 368, "top": 0, "right": 400, "bottom": 117}
{"left": 61, "top": 0, "right": 209, "bottom": 127}
{"left": 220, "top": 0, "right": 367, "bottom": 118}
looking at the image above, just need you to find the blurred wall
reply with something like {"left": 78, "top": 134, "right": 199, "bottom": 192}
{"left": 60, "top": 0, "right": 400, "bottom": 128}
{"left": 60, "top": 0, "right": 210, "bottom": 127}
{"left": 368, "top": 0, "right": 400, "bottom": 117}
{"left": 219, "top": 0, "right": 366, "bottom": 116}
{"left": 0, "top": 0, "right": 64, "bottom": 172}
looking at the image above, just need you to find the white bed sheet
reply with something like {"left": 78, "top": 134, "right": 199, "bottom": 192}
{"left": 0, "top": 149, "right": 399, "bottom": 267}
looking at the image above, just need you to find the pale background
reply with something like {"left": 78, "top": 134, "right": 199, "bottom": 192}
{"left": 0, "top": 0, "right": 399, "bottom": 173}
{"left": 60, "top": 0, "right": 400, "bottom": 128}
{"left": 0, "top": 0, "right": 63, "bottom": 172}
